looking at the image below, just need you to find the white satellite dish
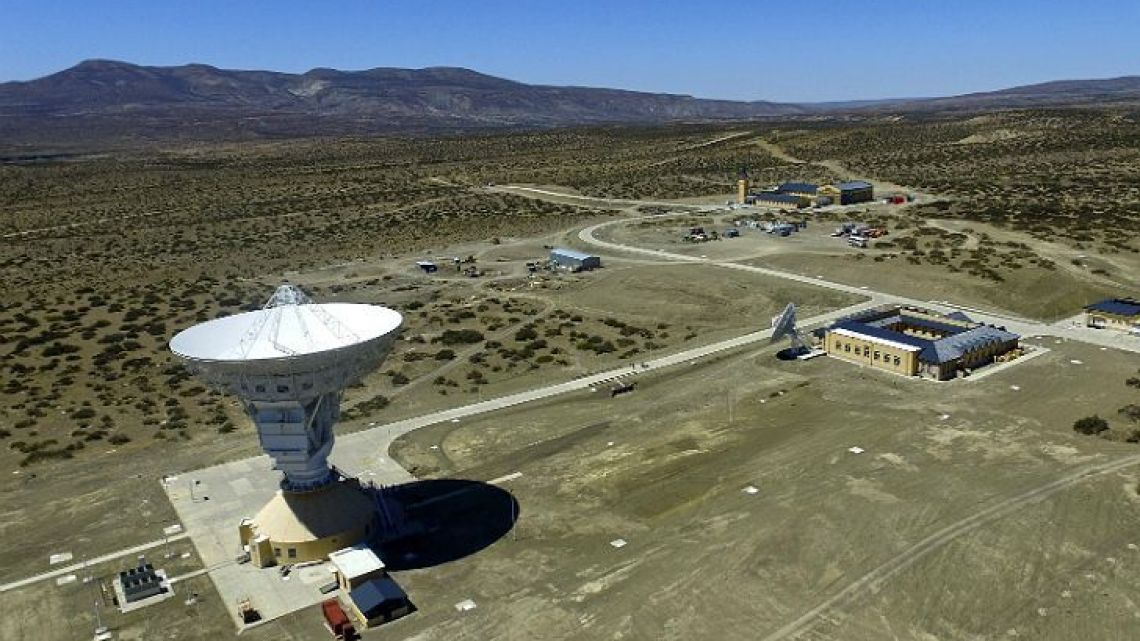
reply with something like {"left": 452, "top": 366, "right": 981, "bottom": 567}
{"left": 170, "top": 283, "right": 403, "bottom": 490}
{"left": 770, "top": 302, "right": 808, "bottom": 355}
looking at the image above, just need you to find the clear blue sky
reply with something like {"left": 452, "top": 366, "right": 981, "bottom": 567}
{"left": 2, "top": 0, "right": 1137, "bottom": 102}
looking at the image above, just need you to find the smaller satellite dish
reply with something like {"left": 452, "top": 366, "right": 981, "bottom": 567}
{"left": 770, "top": 303, "right": 808, "bottom": 359}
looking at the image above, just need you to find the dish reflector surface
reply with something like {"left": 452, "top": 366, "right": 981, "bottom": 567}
{"left": 171, "top": 303, "right": 402, "bottom": 362}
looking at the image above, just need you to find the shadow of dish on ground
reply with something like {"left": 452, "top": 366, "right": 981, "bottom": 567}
{"left": 373, "top": 478, "right": 519, "bottom": 571}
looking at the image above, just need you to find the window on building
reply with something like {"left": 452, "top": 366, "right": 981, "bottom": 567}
{"left": 277, "top": 384, "right": 289, "bottom": 393}
{"left": 863, "top": 346, "right": 871, "bottom": 356}
{"left": 874, "top": 351, "right": 880, "bottom": 360}
{"left": 287, "top": 548, "right": 297, "bottom": 559}
{"left": 844, "top": 344, "right": 851, "bottom": 353}
{"left": 255, "top": 385, "right": 266, "bottom": 393}
{"left": 893, "top": 356, "right": 901, "bottom": 366}
{"left": 273, "top": 548, "right": 281, "bottom": 557}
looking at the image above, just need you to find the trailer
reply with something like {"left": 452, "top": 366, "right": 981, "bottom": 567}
{"left": 610, "top": 381, "right": 637, "bottom": 398}
{"left": 322, "top": 599, "right": 356, "bottom": 639}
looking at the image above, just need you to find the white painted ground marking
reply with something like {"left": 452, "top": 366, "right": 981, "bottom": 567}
{"left": 743, "top": 486, "right": 760, "bottom": 495}
{"left": 610, "top": 538, "right": 628, "bottom": 548}
{"left": 488, "top": 472, "right": 522, "bottom": 485}
{"left": 49, "top": 552, "right": 73, "bottom": 565}
{"left": 450, "top": 418, "right": 460, "bottom": 423}
{"left": 163, "top": 524, "right": 183, "bottom": 536}
{"left": 1010, "top": 385, "right": 1021, "bottom": 391}
{"left": 55, "top": 574, "right": 77, "bottom": 586}
{"left": 848, "top": 447, "right": 865, "bottom": 454}
{"left": 455, "top": 599, "right": 477, "bottom": 612}
{"left": 1070, "top": 359, "right": 1083, "bottom": 365}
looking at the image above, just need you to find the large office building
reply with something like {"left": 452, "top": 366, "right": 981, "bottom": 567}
{"left": 747, "top": 180, "right": 875, "bottom": 207}
{"left": 1084, "top": 298, "right": 1140, "bottom": 332}
{"left": 823, "top": 306, "right": 1020, "bottom": 380}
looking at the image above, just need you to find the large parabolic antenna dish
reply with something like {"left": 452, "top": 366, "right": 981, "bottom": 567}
{"left": 170, "top": 285, "right": 403, "bottom": 491}
{"left": 770, "top": 302, "right": 807, "bottom": 355}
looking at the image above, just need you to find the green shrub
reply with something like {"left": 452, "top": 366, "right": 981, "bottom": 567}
{"left": 1073, "top": 415, "right": 1109, "bottom": 435}
{"left": 440, "top": 329, "right": 485, "bottom": 345}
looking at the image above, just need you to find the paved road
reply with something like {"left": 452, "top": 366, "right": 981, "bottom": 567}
{"left": 0, "top": 533, "right": 190, "bottom": 593}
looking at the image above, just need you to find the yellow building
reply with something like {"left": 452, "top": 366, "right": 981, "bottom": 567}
{"left": 824, "top": 306, "right": 1020, "bottom": 380}
{"left": 240, "top": 481, "right": 377, "bottom": 567}
{"left": 825, "top": 326, "right": 920, "bottom": 375}
{"left": 737, "top": 178, "right": 750, "bottom": 204}
{"left": 1085, "top": 298, "right": 1140, "bottom": 333}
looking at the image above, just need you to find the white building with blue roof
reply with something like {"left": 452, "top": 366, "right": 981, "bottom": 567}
{"left": 1084, "top": 298, "right": 1140, "bottom": 333}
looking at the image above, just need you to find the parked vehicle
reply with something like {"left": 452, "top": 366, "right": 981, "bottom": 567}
{"left": 322, "top": 599, "right": 356, "bottom": 639}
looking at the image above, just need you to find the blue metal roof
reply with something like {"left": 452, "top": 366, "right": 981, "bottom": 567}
{"left": 917, "top": 326, "right": 1019, "bottom": 365}
{"left": 837, "top": 181, "right": 873, "bottom": 190}
{"left": 777, "top": 182, "right": 818, "bottom": 194}
{"left": 550, "top": 247, "right": 597, "bottom": 261}
{"left": 350, "top": 577, "right": 408, "bottom": 615}
{"left": 1085, "top": 298, "right": 1140, "bottom": 317}
{"left": 754, "top": 192, "right": 802, "bottom": 204}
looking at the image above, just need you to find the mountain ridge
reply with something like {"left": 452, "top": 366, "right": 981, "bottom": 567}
{"left": 2, "top": 60, "right": 1138, "bottom": 149}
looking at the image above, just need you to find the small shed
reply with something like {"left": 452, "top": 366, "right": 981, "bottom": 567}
{"left": 550, "top": 248, "right": 601, "bottom": 272}
{"left": 416, "top": 261, "right": 438, "bottom": 274}
{"left": 837, "top": 180, "right": 874, "bottom": 205}
{"left": 346, "top": 577, "right": 413, "bottom": 627}
{"left": 329, "top": 544, "right": 386, "bottom": 591}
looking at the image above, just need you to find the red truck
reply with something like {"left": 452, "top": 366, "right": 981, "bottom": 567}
{"left": 322, "top": 599, "right": 356, "bottom": 640}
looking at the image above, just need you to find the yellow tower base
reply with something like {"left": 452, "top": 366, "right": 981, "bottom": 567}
{"left": 240, "top": 481, "right": 377, "bottom": 567}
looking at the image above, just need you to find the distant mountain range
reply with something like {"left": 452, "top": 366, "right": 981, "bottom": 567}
{"left": 1, "top": 60, "right": 1138, "bottom": 149}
